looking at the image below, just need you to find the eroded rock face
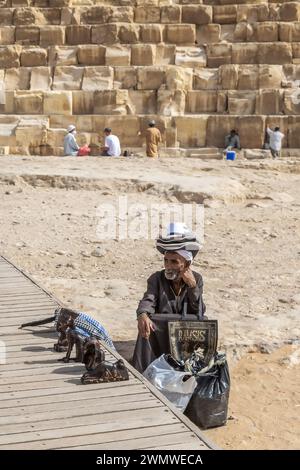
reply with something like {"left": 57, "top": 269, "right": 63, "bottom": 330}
{"left": 0, "top": 2, "right": 299, "bottom": 153}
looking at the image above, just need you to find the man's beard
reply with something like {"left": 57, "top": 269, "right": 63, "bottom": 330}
{"left": 164, "top": 269, "right": 180, "bottom": 281}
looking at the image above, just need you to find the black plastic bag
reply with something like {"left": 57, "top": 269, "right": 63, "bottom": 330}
{"left": 184, "top": 356, "right": 230, "bottom": 429}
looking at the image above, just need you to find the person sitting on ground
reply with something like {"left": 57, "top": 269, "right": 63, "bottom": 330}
{"left": 101, "top": 127, "right": 121, "bottom": 157}
{"left": 267, "top": 126, "right": 284, "bottom": 159}
{"left": 139, "top": 120, "right": 162, "bottom": 158}
{"left": 132, "top": 222, "right": 206, "bottom": 373}
{"left": 224, "top": 129, "right": 241, "bottom": 152}
{"left": 64, "top": 125, "right": 79, "bottom": 156}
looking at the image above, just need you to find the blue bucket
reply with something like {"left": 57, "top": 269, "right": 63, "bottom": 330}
{"left": 226, "top": 151, "right": 236, "bottom": 161}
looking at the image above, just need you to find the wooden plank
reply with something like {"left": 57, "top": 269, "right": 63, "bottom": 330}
{"left": 148, "top": 442, "right": 205, "bottom": 450}
{"left": 0, "top": 416, "right": 181, "bottom": 449}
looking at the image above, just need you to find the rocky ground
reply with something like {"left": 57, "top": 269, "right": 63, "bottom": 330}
{"left": 0, "top": 154, "right": 299, "bottom": 449}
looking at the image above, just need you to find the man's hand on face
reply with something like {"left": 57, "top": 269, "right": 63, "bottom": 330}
{"left": 137, "top": 313, "right": 155, "bottom": 339}
{"left": 181, "top": 267, "right": 197, "bottom": 289}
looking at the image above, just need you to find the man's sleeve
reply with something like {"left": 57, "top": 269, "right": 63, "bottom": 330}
{"left": 236, "top": 135, "right": 241, "bottom": 149}
{"left": 266, "top": 128, "right": 272, "bottom": 136}
{"left": 71, "top": 135, "right": 79, "bottom": 151}
{"left": 136, "top": 273, "right": 159, "bottom": 318}
{"left": 186, "top": 274, "right": 206, "bottom": 317}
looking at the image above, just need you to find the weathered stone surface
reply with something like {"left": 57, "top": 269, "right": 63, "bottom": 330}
{"left": 106, "top": 45, "right": 131, "bottom": 66}
{"left": 256, "top": 89, "right": 283, "bottom": 115}
{"left": 0, "top": 26, "right": 15, "bottom": 45}
{"left": 280, "top": 3, "right": 300, "bottom": 22}
{"left": 161, "top": 5, "right": 181, "bottom": 24}
{"left": 206, "top": 115, "right": 237, "bottom": 148}
{"left": 48, "top": 46, "right": 77, "bottom": 66}
{"left": 175, "top": 47, "right": 206, "bottom": 68}
{"left": 288, "top": 116, "right": 300, "bottom": 147}
{"left": 0, "top": 8, "right": 14, "bottom": 26}
{"left": 53, "top": 66, "right": 83, "bottom": 90}
{"left": 165, "top": 25, "right": 196, "bottom": 44}
{"left": 279, "top": 23, "right": 300, "bottom": 43}
{"left": 258, "top": 65, "right": 283, "bottom": 89}
{"left": 94, "top": 90, "right": 130, "bottom": 115}
{"left": 140, "top": 25, "right": 162, "bottom": 44}
{"left": 137, "top": 67, "right": 165, "bottom": 90}
{"left": 238, "top": 66, "right": 258, "bottom": 90}
{"left": 15, "top": 91, "right": 43, "bottom": 114}
{"left": 257, "top": 43, "right": 292, "bottom": 65}
{"left": 232, "top": 43, "right": 257, "bottom": 64}
{"left": 80, "top": 6, "right": 110, "bottom": 25}
{"left": 249, "top": 22, "right": 278, "bottom": 42}
{"left": 219, "top": 64, "right": 238, "bottom": 90}
{"left": 156, "top": 44, "right": 176, "bottom": 65}
{"left": 15, "top": 26, "right": 40, "bottom": 45}
{"left": 20, "top": 47, "right": 47, "bottom": 66}
{"left": 129, "top": 90, "right": 157, "bottom": 114}
{"left": 92, "top": 24, "right": 118, "bottom": 45}
{"left": 228, "top": 90, "right": 256, "bottom": 115}
{"left": 82, "top": 66, "right": 113, "bottom": 91}
{"left": 72, "top": 91, "right": 94, "bottom": 115}
{"left": 193, "top": 69, "right": 218, "bottom": 90}
{"left": 131, "top": 44, "right": 156, "bottom": 66}
{"left": 186, "top": 90, "right": 217, "bottom": 113}
{"left": 182, "top": 5, "right": 212, "bottom": 25}
{"left": 43, "top": 91, "right": 72, "bottom": 115}
{"left": 207, "top": 43, "right": 231, "bottom": 67}
{"left": 238, "top": 116, "right": 265, "bottom": 149}
{"left": 15, "top": 117, "right": 48, "bottom": 147}
{"left": 40, "top": 26, "right": 65, "bottom": 46}
{"left": 134, "top": 7, "right": 160, "bottom": 23}
{"left": 114, "top": 67, "right": 137, "bottom": 89}
{"left": 237, "top": 4, "right": 269, "bottom": 23}
{"left": 77, "top": 45, "right": 106, "bottom": 66}
{"left": 66, "top": 25, "right": 91, "bottom": 45}
{"left": 30, "top": 67, "right": 52, "bottom": 90}
{"left": 118, "top": 24, "right": 139, "bottom": 44}
{"left": 175, "top": 116, "right": 207, "bottom": 148}
{"left": 213, "top": 5, "right": 237, "bottom": 25}
{"left": 166, "top": 67, "right": 193, "bottom": 91}
{"left": 283, "top": 89, "right": 300, "bottom": 115}
{"left": 4, "top": 67, "right": 30, "bottom": 91}
{"left": 197, "top": 24, "right": 221, "bottom": 44}
{"left": 0, "top": 45, "right": 20, "bottom": 68}
{"left": 157, "top": 89, "right": 185, "bottom": 116}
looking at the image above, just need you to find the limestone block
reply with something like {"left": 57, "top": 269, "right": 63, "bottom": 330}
{"left": 94, "top": 89, "right": 130, "bottom": 115}
{"left": 219, "top": 64, "right": 238, "bottom": 90}
{"left": 4, "top": 67, "right": 30, "bottom": 90}
{"left": 66, "top": 25, "right": 91, "bottom": 45}
{"left": 134, "top": 7, "right": 160, "bottom": 23}
{"left": 80, "top": 6, "right": 111, "bottom": 24}
{"left": 15, "top": 91, "right": 43, "bottom": 114}
{"left": 166, "top": 66, "right": 193, "bottom": 91}
{"left": 155, "top": 45, "right": 176, "bottom": 65}
{"left": 15, "top": 118, "right": 48, "bottom": 147}
{"left": 13, "top": 7, "right": 36, "bottom": 25}
{"left": 44, "top": 91, "right": 72, "bottom": 115}
{"left": 256, "top": 89, "right": 283, "bottom": 115}
{"left": 118, "top": 24, "right": 139, "bottom": 43}
{"left": 0, "top": 26, "right": 15, "bottom": 45}
{"left": 257, "top": 43, "right": 292, "bottom": 65}
{"left": 0, "top": 9, "right": 13, "bottom": 25}
{"left": 157, "top": 89, "right": 185, "bottom": 116}
{"left": 53, "top": 66, "right": 83, "bottom": 90}
{"left": 61, "top": 7, "right": 75, "bottom": 26}
{"left": 228, "top": 91, "right": 256, "bottom": 115}
{"left": 206, "top": 115, "right": 237, "bottom": 147}
{"left": 16, "top": 26, "right": 40, "bottom": 45}
{"left": 232, "top": 43, "right": 257, "bottom": 64}
{"left": 40, "top": 26, "right": 65, "bottom": 46}
{"left": 73, "top": 115, "right": 93, "bottom": 132}
{"left": 82, "top": 66, "right": 114, "bottom": 91}
{"left": 109, "top": 6, "right": 134, "bottom": 23}
{"left": 20, "top": 47, "right": 47, "bottom": 66}
{"left": 213, "top": 6, "right": 237, "bottom": 25}
{"left": 137, "top": 66, "right": 165, "bottom": 90}
{"left": 186, "top": 90, "right": 217, "bottom": 113}
{"left": 283, "top": 89, "right": 300, "bottom": 115}
{"left": 40, "top": 8, "right": 61, "bottom": 25}
{"left": 0, "top": 117, "right": 17, "bottom": 146}
{"left": 131, "top": 44, "right": 156, "bottom": 66}
{"left": 30, "top": 67, "right": 52, "bottom": 90}
{"left": 114, "top": 67, "right": 137, "bottom": 89}
{"left": 140, "top": 25, "right": 162, "bottom": 44}
{"left": 283, "top": 65, "right": 300, "bottom": 83}
{"left": 175, "top": 116, "right": 207, "bottom": 148}
{"left": 72, "top": 91, "right": 94, "bottom": 115}
{"left": 280, "top": 23, "right": 300, "bottom": 43}
{"left": 165, "top": 25, "right": 196, "bottom": 45}
{"left": 293, "top": 44, "right": 300, "bottom": 59}
{"left": 77, "top": 45, "right": 106, "bottom": 66}
{"left": 106, "top": 45, "right": 131, "bottom": 66}
{"left": 249, "top": 22, "right": 278, "bottom": 42}
{"left": 217, "top": 92, "right": 227, "bottom": 113}
{"left": 161, "top": 6, "right": 181, "bottom": 24}
{"left": 258, "top": 65, "right": 283, "bottom": 89}
{"left": 220, "top": 24, "right": 235, "bottom": 42}
{"left": 238, "top": 66, "right": 259, "bottom": 90}
{"left": 92, "top": 115, "right": 106, "bottom": 134}
{"left": 193, "top": 69, "right": 218, "bottom": 90}
{"left": 46, "top": 128, "right": 66, "bottom": 147}
{"left": 237, "top": 5, "right": 269, "bottom": 23}
{"left": 238, "top": 116, "right": 264, "bottom": 149}
{"left": 279, "top": 2, "right": 300, "bottom": 22}
{"left": 106, "top": 115, "right": 140, "bottom": 147}
{"left": 92, "top": 24, "right": 118, "bottom": 45}
{"left": 182, "top": 6, "right": 212, "bottom": 25}
{"left": 196, "top": 24, "right": 221, "bottom": 44}
{"left": 288, "top": 116, "right": 300, "bottom": 147}
{"left": 165, "top": 127, "right": 178, "bottom": 148}
{"left": 0, "top": 45, "right": 20, "bottom": 68}
{"left": 0, "top": 91, "right": 14, "bottom": 114}
{"left": 48, "top": 46, "right": 77, "bottom": 66}
{"left": 175, "top": 47, "right": 206, "bottom": 68}
{"left": 128, "top": 90, "right": 157, "bottom": 114}
{"left": 233, "top": 22, "right": 248, "bottom": 42}
{"left": 206, "top": 43, "right": 231, "bottom": 67}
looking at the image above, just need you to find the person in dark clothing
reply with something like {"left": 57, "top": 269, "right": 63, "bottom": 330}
{"left": 132, "top": 223, "right": 206, "bottom": 372}
{"left": 224, "top": 129, "right": 241, "bottom": 151}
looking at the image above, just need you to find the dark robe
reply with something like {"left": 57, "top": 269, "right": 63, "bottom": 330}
{"left": 132, "top": 270, "right": 206, "bottom": 373}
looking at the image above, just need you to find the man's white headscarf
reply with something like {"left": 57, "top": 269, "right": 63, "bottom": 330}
{"left": 174, "top": 249, "right": 193, "bottom": 263}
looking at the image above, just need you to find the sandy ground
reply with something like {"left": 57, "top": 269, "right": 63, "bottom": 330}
{"left": 0, "top": 154, "right": 299, "bottom": 449}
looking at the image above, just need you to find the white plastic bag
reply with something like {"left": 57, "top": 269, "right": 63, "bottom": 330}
{"left": 143, "top": 354, "right": 197, "bottom": 412}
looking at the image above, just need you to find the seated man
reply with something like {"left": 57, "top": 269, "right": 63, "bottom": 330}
{"left": 224, "top": 129, "right": 241, "bottom": 152}
{"left": 101, "top": 127, "right": 121, "bottom": 157}
{"left": 132, "top": 223, "right": 206, "bottom": 373}
{"left": 64, "top": 125, "right": 79, "bottom": 156}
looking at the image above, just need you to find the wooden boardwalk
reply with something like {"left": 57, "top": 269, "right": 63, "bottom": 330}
{"left": 0, "top": 255, "right": 216, "bottom": 450}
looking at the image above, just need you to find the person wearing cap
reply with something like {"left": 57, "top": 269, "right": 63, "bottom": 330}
{"left": 132, "top": 222, "right": 206, "bottom": 372}
{"left": 144, "top": 120, "right": 162, "bottom": 158}
{"left": 64, "top": 125, "right": 79, "bottom": 156}
{"left": 101, "top": 127, "right": 121, "bottom": 157}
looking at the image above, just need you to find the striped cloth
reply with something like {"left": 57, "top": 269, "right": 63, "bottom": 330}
{"left": 73, "top": 313, "right": 115, "bottom": 349}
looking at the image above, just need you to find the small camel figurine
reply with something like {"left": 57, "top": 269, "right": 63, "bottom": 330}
{"left": 81, "top": 359, "right": 129, "bottom": 384}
